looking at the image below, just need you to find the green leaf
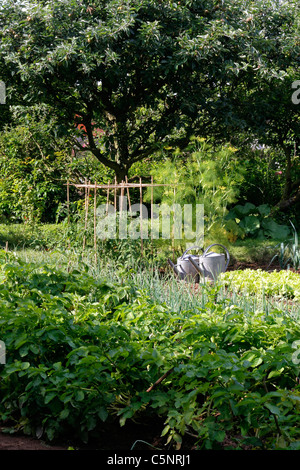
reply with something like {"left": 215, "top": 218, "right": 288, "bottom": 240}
{"left": 265, "top": 403, "right": 281, "bottom": 416}
{"left": 161, "top": 425, "right": 170, "bottom": 436}
{"left": 257, "top": 204, "right": 270, "bottom": 217}
{"left": 267, "top": 368, "right": 284, "bottom": 379}
{"left": 44, "top": 392, "right": 56, "bottom": 404}
{"left": 75, "top": 390, "right": 84, "bottom": 402}
{"left": 59, "top": 409, "right": 70, "bottom": 420}
{"left": 29, "top": 344, "right": 40, "bottom": 354}
{"left": 214, "top": 430, "right": 226, "bottom": 443}
{"left": 98, "top": 407, "right": 108, "bottom": 422}
{"left": 14, "top": 334, "right": 28, "bottom": 349}
{"left": 239, "top": 215, "right": 260, "bottom": 234}
{"left": 261, "top": 219, "right": 290, "bottom": 240}
{"left": 19, "top": 345, "right": 29, "bottom": 357}
{"left": 119, "top": 409, "right": 134, "bottom": 427}
{"left": 234, "top": 203, "right": 256, "bottom": 216}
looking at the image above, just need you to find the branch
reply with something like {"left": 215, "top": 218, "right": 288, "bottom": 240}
{"left": 73, "top": 115, "right": 121, "bottom": 173}
{"left": 273, "top": 186, "right": 300, "bottom": 212}
{"left": 146, "top": 367, "right": 174, "bottom": 393}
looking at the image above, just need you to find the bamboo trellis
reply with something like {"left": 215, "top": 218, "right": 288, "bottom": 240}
{"left": 66, "top": 178, "right": 179, "bottom": 261}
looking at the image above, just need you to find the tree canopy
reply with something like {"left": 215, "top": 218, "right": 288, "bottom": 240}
{"left": 0, "top": 0, "right": 299, "bottom": 185}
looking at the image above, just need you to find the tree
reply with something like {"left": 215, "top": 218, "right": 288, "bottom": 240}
{"left": 221, "top": 1, "right": 300, "bottom": 211}
{"left": 0, "top": 0, "right": 298, "bottom": 184}
{"left": 0, "top": 62, "right": 13, "bottom": 130}
{"left": 0, "top": 105, "right": 73, "bottom": 222}
{"left": 236, "top": 70, "right": 300, "bottom": 213}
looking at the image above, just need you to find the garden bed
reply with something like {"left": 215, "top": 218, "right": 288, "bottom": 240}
{"left": 0, "top": 253, "right": 299, "bottom": 451}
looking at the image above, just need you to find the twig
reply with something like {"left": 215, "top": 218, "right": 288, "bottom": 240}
{"left": 146, "top": 367, "right": 174, "bottom": 392}
{"left": 130, "top": 440, "right": 162, "bottom": 451}
{"left": 263, "top": 374, "right": 282, "bottom": 436}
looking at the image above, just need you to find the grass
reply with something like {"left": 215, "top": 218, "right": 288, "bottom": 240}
{"left": 2, "top": 243, "right": 298, "bottom": 319}
{"left": 0, "top": 222, "right": 281, "bottom": 265}
{"left": 0, "top": 222, "right": 298, "bottom": 317}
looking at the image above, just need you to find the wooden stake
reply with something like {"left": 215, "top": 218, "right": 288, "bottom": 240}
{"left": 140, "top": 177, "right": 143, "bottom": 256}
{"left": 67, "top": 179, "right": 70, "bottom": 225}
{"left": 106, "top": 180, "right": 110, "bottom": 216}
{"left": 94, "top": 181, "right": 97, "bottom": 265}
{"left": 67, "top": 179, "right": 70, "bottom": 249}
{"left": 83, "top": 178, "right": 89, "bottom": 250}
{"left": 114, "top": 176, "right": 117, "bottom": 210}
{"left": 125, "top": 176, "right": 132, "bottom": 212}
{"left": 151, "top": 175, "right": 153, "bottom": 255}
{"left": 172, "top": 186, "right": 176, "bottom": 262}
{"left": 120, "top": 180, "right": 125, "bottom": 212}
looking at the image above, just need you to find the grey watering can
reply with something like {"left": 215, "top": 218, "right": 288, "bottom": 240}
{"left": 176, "top": 246, "right": 203, "bottom": 281}
{"left": 189, "top": 244, "right": 230, "bottom": 281}
{"left": 168, "top": 246, "right": 203, "bottom": 282}
{"left": 168, "top": 244, "right": 230, "bottom": 282}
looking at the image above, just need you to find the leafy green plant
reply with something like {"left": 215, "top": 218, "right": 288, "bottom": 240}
{"left": 0, "top": 107, "right": 72, "bottom": 223}
{"left": 225, "top": 203, "right": 290, "bottom": 240}
{"left": 0, "top": 252, "right": 299, "bottom": 450}
{"left": 220, "top": 268, "right": 300, "bottom": 302}
{"left": 144, "top": 139, "right": 246, "bottom": 240}
{"left": 268, "top": 221, "right": 300, "bottom": 270}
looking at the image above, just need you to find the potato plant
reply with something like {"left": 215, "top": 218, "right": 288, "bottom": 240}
{"left": 0, "top": 252, "right": 299, "bottom": 449}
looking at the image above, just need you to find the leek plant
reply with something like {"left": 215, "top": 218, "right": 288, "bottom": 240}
{"left": 268, "top": 220, "right": 299, "bottom": 270}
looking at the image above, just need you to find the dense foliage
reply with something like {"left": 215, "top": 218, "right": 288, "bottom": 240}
{"left": 0, "top": 253, "right": 299, "bottom": 449}
{"left": 1, "top": 0, "right": 299, "bottom": 191}
{"left": 0, "top": 109, "right": 68, "bottom": 223}
{"left": 221, "top": 269, "right": 300, "bottom": 302}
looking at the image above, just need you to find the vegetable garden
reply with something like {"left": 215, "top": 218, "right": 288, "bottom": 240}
{"left": 0, "top": 237, "right": 299, "bottom": 450}
{"left": 0, "top": 0, "right": 299, "bottom": 453}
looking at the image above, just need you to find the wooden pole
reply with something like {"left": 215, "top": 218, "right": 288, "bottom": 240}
{"left": 172, "top": 186, "right": 176, "bottom": 262}
{"left": 94, "top": 181, "right": 97, "bottom": 265}
{"left": 83, "top": 178, "right": 89, "bottom": 251}
{"left": 151, "top": 175, "right": 153, "bottom": 255}
{"left": 146, "top": 367, "right": 175, "bottom": 393}
{"left": 125, "top": 176, "right": 132, "bottom": 212}
{"left": 120, "top": 180, "right": 125, "bottom": 212}
{"left": 106, "top": 180, "right": 110, "bottom": 216}
{"left": 114, "top": 176, "right": 117, "bottom": 210}
{"left": 68, "top": 182, "right": 177, "bottom": 189}
{"left": 67, "top": 179, "right": 70, "bottom": 225}
{"left": 140, "top": 177, "right": 143, "bottom": 256}
{"left": 67, "top": 179, "right": 70, "bottom": 249}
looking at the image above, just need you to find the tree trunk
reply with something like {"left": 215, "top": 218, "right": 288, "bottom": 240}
{"left": 270, "top": 142, "right": 299, "bottom": 214}
{"left": 274, "top": 188, "right": 300, "bottom": 211}
{"left": 282, "top": 145, "right": 292, "bottom": 201}
{"left": 115, "top": 166, "right": 127, "bottom": 184}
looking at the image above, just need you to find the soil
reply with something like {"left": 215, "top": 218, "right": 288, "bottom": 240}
{"left": 1, "top": 261, "right": 298, "bottom": 452}
{"left": 0, "top": 419, "right": 174, "bottom": 451}
{"left": 0, "top": 429, "right": 67, "bottom": 450}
